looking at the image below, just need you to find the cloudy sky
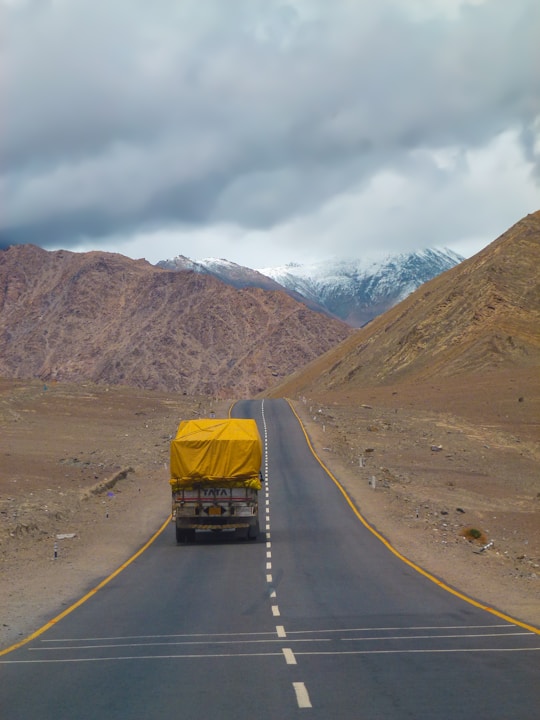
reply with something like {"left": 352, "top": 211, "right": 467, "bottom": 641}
{"left": 1, "top": 0, "right": 539, "bottom": 268}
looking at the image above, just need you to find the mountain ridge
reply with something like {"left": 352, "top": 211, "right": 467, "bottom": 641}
{"left": 158, "top": 248, "right": 464, "bottom": 327}
{"left": 156, "top": 254, "right": 338, "bottom": 319}
{"left": 0, "top": 245, "right": 352, "bottom": 397}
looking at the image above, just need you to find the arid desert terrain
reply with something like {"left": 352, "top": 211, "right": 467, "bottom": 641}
{"left": 1, "top": 369, "right": 538, "bottom": 650}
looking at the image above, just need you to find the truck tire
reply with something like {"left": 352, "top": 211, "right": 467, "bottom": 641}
{"left": 247, "top": 519, "right": 260, "bottom": 541}
{"left": 176, "top": 527, "right": 196, "bottom": 544}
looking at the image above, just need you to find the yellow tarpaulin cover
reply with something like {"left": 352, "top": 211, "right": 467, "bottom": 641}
{"left": 170, "top": 418, "right": 263, "bottom": 490}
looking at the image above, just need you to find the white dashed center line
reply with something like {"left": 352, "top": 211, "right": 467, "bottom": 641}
{"left": 293, "top": 682, "right": 312, "bottom": 708}
{"left": 282, "top": 648, "right": 297, "bottom": 665}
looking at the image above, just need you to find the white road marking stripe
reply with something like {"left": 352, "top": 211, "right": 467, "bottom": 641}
{"left": 31, "top": 638, "right": 329, "bottom": 651}
{"left": 272, "top": 605, "right": 280, "bottom": 617}
{"left": 266, "top": 574, "right": 273, "bottom": 583}
{"left": 0, "top": 651, "right": 287, "bottom": 665}
{"left": 278, "top": 624, "right": 516, "bottom": 636}
{"left": 282, "top": 648, "right": 297, "bottom": 665}
{"left": 266, "top": 562, "right": 272, "bottom": 570}
{"left": 41, "top": 629, "right": 284, "bottom": 642}
{"left": 293, "top": 682, "right": 312, "bottom": 708}
{"left": 266, "top": 541, "right": 271, "bottom": 549}
{"left": 270, "top": 590, "right": 277, "bottom": 598}
{"left": 40, "top": 625, "right": 523, "bottom": 645}
{"left": 276, "top": 626, "right": 286, "bottom": 638}
{"left": 266, "top": 551, "right": 272, "bottom": 558}
{"left": 9, "top": 642, "right": 536, "bottom": 664}
{"left": 342, "top": 632, "right": 533, "bottom": 642}
{"left": 294, "top": 647, "right": 540, "bottom": 657}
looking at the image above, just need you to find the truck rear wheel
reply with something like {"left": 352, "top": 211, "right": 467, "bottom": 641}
{"left": 247, "top": 519, "right": 260, "bottom": 541}
{"left": 176, "top": 527, "right": 196, "bottom": 544}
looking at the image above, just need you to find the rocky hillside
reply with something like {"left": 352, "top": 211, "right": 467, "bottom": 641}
{"left": 268, "top": 211, "right": 540, "bottom": 397}
{"left": 156, "top": 255, "right": 336, "bottom": 319}
{"left": 0, "top": 246, "right": 352, "bottom": 397}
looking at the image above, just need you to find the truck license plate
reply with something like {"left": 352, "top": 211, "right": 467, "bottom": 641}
{"left": 208, "top": 506, "right": 222, "bottom": 516}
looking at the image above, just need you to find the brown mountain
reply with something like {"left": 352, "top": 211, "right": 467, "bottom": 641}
{"left": 156, "top": 254, "right": 340, "bottom": 321}
{"left": 268, "top": 211, "right": 540, "bottom": 398}
{"left": 0, "top": 245, "right": 352, "bottom": 397}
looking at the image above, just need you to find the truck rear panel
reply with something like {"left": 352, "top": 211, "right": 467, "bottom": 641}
{"left": 172, "top": 486, "right": 259, "bottom": 533}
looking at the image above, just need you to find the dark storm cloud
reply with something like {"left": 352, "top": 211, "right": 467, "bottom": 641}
{"left": 1, "top": 0, "right": 538, "bottom": 255}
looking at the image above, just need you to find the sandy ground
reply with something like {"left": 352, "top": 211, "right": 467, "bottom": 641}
{"left": 0, "top": 380, "right": 229, "bottom": 650}
{"left": 1, "top": 375, "right": 539, "bottom": 651}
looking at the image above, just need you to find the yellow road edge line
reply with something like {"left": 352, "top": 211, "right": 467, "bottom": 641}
{"left": 286, "top": 399, "right": 540, "bottom": 636}
{"left": 0, "top": 516, "right": 172, "bottom": 657}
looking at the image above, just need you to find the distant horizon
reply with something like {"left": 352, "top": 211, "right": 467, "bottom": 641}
{"left": 36, "top": 222, "right": 497, "bottom": 268}
{"left": 6, "top": 239, "right": 470, "bottom": 270}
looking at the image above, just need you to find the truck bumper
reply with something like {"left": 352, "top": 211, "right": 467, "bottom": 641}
{"left": 175, "top": 517, "right": 252, "bottom": 531}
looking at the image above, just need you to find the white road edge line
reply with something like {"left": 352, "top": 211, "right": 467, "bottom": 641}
{"left": 293, "top": 682, "right": 312, "bottom": 708}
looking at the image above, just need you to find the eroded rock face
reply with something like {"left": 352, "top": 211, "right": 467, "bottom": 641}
{"left": 0, "top": 245, "right": 352, "bottom": 397}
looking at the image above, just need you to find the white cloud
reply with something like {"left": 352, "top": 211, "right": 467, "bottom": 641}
{"left": 1, "top": 0, "right": 538, "bottom": 265}
{"left": 83, "top": 129, "right": 536, "bottom": 267}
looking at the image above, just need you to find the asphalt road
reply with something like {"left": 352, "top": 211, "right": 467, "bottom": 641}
{"left": 1, "top": 398, "right": 539, "bottom": 719}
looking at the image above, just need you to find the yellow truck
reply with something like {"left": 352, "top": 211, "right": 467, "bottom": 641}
{"left": 170, "top": 418, "right": 263, "bottom": 543}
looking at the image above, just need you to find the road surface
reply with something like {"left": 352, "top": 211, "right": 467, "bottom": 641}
{"left": 1, "top": 398, "right": 538, "bottom": 719}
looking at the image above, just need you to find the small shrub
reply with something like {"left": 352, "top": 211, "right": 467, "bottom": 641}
{"left": 460, "top": 526, "right": 488, "bottom": 544}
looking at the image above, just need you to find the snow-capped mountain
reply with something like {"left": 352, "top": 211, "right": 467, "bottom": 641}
{"left": 157, "top": 249, "right": 464, "bottom": 327}
{"left": 258, "top": 249, "right": 464, "bottom": 326}
{"left": 157, "top": 255, "right": 283, "bottom": 291}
